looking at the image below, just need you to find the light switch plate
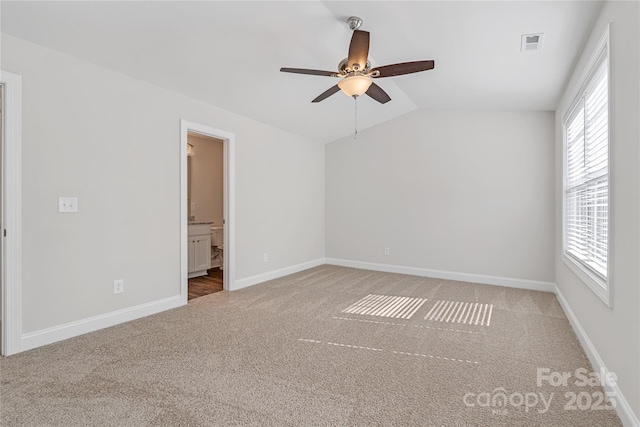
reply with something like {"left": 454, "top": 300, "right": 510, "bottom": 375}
{"left": 58, "top": 197, "right": 78, "bottom": 213}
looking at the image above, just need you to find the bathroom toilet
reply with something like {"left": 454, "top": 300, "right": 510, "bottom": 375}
{"left": 210, "top": 226, "right": 224, "bottom": 270}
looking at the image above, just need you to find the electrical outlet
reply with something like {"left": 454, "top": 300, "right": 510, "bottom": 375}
{"left": 384, "top": 248, "right": 390, "bottom": 256}
{"left": 58, "top": 197, "right": 78, "bottom": 213}
{"left": 263, "top": 253, "right": 269, "bottom": 262}
{"left": 113, "top": 279, "right": 124, "bottom": 294}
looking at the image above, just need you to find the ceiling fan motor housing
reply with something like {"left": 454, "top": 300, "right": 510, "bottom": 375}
{"left": 338, "top": 58, "right": 371, "bottom": 75}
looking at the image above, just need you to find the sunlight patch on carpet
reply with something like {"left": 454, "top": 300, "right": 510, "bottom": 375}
{"left": 332, "top": 316, "right": 481, "bottom": 334}
{"left": 298, "top": 338, "right": 383, "bottom": 352}
{"left": 412, "top": 324, "right": 481, "bottom": 334}
{"left": 392, "top": 350, "right": 479, "bottom": 365}
{"left": 298, "top": 338, "right": 479, "bottom": 365}
{"left": 332, "top": 316, "right": 408, "bottom": 327}
{"left": 341, "top": 294, "right": 427, "bottom": 319}
{"left": 424, "top": 300, "right": 494, "bottom": 326}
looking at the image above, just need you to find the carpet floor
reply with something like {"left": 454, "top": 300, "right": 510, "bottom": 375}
{"left": 0, "top": 265, "right": 623, "bottom": 426}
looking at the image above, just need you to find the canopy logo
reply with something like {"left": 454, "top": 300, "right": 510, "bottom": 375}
{"left": 463, "top": 388, "right": 553, "bottom": 415}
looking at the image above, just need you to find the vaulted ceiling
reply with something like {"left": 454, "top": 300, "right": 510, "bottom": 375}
{"left": 1, "top": 1, "right": 603, "bottom": 142}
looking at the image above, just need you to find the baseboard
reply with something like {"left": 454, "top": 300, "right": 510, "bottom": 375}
{"left": 188, "top": 270, "right": 208, "bottom": 279}
{"left": 555, "top": 286, "right": 640, "bottom": 427}
{"left": 232, "top": 258, "right": 326, "bottom": 291}
{"left": 18, "top": 257, "right": 327, "bottom": 352}
{"left": 325, "top": 258, "right": 556, "bottom": 292}
{"left": 20, "top": 295, "right": 184, "bottom": 353}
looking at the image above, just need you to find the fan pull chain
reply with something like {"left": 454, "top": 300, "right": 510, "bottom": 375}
{"left": 353, "top": 95, "right": 358, "bottom": 139}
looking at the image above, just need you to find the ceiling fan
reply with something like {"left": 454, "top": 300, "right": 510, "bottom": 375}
{"left": 280, "top": 16, "right": 435, "bottom": 104}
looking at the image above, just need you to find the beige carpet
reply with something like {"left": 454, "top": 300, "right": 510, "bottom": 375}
{"left": 0, "top": 265, "right": 623, "bottom": 426}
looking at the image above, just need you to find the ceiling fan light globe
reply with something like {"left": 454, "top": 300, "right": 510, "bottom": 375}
{"left": 338, "top": 75, "right": 372, "bottom": 97}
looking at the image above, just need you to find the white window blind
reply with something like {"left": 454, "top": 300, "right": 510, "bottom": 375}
{"left": 564, "top": 50, "right": 609, "bottom": 284}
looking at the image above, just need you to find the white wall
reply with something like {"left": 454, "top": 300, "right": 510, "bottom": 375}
{"left": 554, "top": 0, "right": 639, "bottom": 419}
{"left": 326, "top": 109, "right": 555, "bottom": 283}
{"left": 188, "top": 134, "right": 223, "bottom": 225}
{"left": 1, "top": 34, "right": 325, "bottom": 334}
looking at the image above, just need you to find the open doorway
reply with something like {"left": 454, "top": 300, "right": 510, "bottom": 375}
{"left": 180, "top": 120, "right": 235, "bottom": 303}
{"left": 186, "top": 132, "right": 224, "bottom": 299}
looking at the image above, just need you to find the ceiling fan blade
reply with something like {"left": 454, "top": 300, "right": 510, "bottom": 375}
{"left": 280, "top": 68, "right": 338, "bottom": 77}
{"left": 348, "top": 30, "right": 370, "bottom": 71}
{"left": 312, "top": 85, "right": 341, "bottom": 103}
{"left": 371, "top": 60, "right": 435, "bottom": 78}
{"left": 365, "top": 82, "right": 391, "bottom": 104}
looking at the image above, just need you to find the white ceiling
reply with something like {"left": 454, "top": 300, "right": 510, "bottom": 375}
{"left": 1, "top": 1, "right": 603, "bottom": 143}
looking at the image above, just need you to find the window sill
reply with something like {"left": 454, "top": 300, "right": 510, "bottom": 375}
{"left": 561, "top": 253, "right": 612, "bottom": 307}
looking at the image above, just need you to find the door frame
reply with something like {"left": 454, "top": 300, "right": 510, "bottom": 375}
{"left": 1, "top": 70, "right": 22, "bottom": 356}
{"left": 180, "top": 120, "right": 235, "bottom": 300}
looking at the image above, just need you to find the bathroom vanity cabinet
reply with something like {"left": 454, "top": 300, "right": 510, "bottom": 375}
{"left": 188, "top": 224, "right": 211, "bottom": 278}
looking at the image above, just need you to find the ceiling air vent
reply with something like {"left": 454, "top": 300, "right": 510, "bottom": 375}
{"left": 521, "top": 33, "right": 544, "bottom": 52}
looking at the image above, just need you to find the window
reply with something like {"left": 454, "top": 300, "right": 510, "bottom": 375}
{"left": 563, "top": 27, "right": 610, "bottom": 305}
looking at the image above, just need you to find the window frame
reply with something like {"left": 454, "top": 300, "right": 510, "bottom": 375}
{"left": 561, "top": 24, "right": 612, "bottom": 307}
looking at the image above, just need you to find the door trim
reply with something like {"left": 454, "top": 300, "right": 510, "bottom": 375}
{"left": 180, "top": 120, "right": 235, "bottom": 301}
{"left": 1, "top": 70, "right": 23, "bottom": 356}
